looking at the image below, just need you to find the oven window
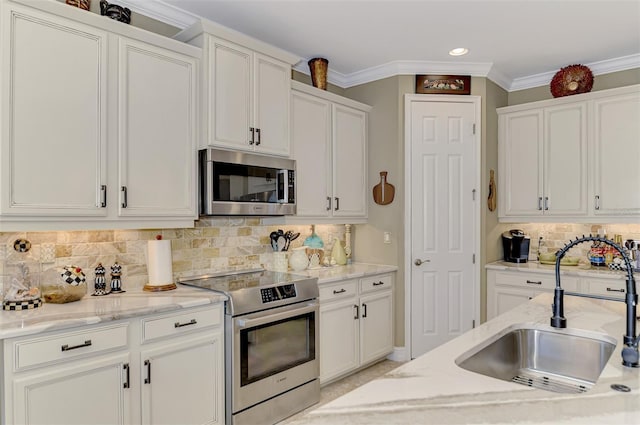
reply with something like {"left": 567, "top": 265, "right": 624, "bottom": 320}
{"left": 240, "top": 312, "right": 315, "bottom": 386}
{"left": 213, "top": 162, "right": 278, "bottom": 203}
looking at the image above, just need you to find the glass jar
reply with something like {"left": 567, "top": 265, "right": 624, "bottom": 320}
{"left": 41, "top": 265, "right": 87, "bottom": 304}
{"left": 2, "top": 239, "right": 42, "bottom": 310}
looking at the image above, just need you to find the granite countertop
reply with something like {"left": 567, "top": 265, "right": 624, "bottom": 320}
{"left": 287, "top": 263, "right": 398, "bottom": 285}
{"left": 289, "top": 293, "right": 640, "bottom": 425}
{"left": 0, "top": 287, "right": 226, "bottom": 340}
{"left": 486, "top": 260, "right": 628, "bottom": 281}
{"left": 0, "top": 263, "right": 396, "bottom": 340}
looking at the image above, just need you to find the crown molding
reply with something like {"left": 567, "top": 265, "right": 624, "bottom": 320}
{"left": 508, "top": 53, "right": 640, "bottom": 92}
{"left": 116, "top": 0, "right": 198, "bottom": 29}
{"left": 115, "top": 2, "right": 640, "bottom": 92}
{"left": 294, "top": 60, "right": 494, "bottom": 88}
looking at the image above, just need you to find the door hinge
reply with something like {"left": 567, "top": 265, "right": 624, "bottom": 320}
{"left": 473, "top": 123, "right": 476, "bottom": 135}
{"left": 472, "top": 320, "right": 476, "bottom": 328}
{"left": 472, "top": 253, "right": 476, "bottom": 264}
{"left": 472, "top": 188, "right": 476, "bottom": 200}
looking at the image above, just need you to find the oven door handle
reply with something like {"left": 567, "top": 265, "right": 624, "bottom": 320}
{"left": 235, "top": 302, "right": 317, "bottom": 329}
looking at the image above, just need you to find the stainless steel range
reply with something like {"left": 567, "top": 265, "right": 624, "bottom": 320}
{"left": 178, "top": 269, "right": 320, "bottom": 425}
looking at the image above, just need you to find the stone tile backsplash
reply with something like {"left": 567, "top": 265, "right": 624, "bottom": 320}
{"left": 499, "top": 223, "right": 640, "bottom": 260}
{"left": 0, "top": 219, "right": 347, "bottom": 291}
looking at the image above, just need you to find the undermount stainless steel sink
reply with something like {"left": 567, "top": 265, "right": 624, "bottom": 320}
{"left": 455, "top": 324, "right": 617, "bottom": 394}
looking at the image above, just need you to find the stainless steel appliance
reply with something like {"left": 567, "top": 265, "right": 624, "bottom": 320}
{"left": 179, "top": 269, "right": 319, "bottom": 425}
{"left": 199, "top": 148, "right": 296, "bottom": 216}
{"left": 502, "top": 229, "right": 530, "bottom": 263}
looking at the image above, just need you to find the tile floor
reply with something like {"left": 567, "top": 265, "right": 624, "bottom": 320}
{"left": 281, "top": 359, "right": 404, "bottom": 423}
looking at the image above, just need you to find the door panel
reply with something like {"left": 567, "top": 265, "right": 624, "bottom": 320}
{"left": 410, "top": 99, "right": 478, "bottom": 358}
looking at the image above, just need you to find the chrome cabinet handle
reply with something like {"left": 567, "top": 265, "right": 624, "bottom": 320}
{"left": 61, "top": 339, "right": 92, "bottom": 352}
{"left": 333, "top": 288, "right": 346, "bottom": 294}
{"left": 606, "top": 287, "right": 625, "bottom": 293}
{"left": 544, "top": 196, "right": 549, "bottom": 211}
{"left": 326, "top": 196, "right": 332, "bottom": 211}
{"left": 526, "top": 280, "right": 542, "bottom": 285}
{"left": 353, "top": 304, "right": 359, "bottom": 320}
{"left": 123, "top": 363, "right": 130, "bottom": 389}
{"left": 538, "top": 197, "right": 543, "bottom": 210}
{"left": 414, "top": 259, "right": 430, "bottom": 266}
{"left": 362, "top": 303, "right": 367, "bottom": 318}
{"left": 100, "top": 185, "right": 107, "bottom": 207}
{"left": 144, "top": 360, "right": 151, "bottom": 384}
{"left": 334, "top": 197, "right": 339, "bottom": 211}
{"left": 255, "top": 128, "right": 261, "bottom": 145}
{"left": 249, "top": 127, "right": 255, "bottom": 145}
{"left": 174, "top": 318, "right": 197, "bottom": 328}
{"left": 595, "top": 195, "right": 600, "bottom": 210}
{"left": 121, "top": 186, "right": 128, "bottom": 208}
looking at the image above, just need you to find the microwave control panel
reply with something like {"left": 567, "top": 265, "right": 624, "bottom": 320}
{"left": 260, "top": 284, "right": 297, "bottom": 303}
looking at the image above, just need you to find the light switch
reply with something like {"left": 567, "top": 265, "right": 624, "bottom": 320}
{"left": 383, "top": 232, "right": 391, "bottom": 244}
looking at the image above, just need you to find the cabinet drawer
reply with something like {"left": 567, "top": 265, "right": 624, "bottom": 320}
{"left": 319, "top": 280, "right": 357, "bottom": 302}
{"left": 141, "top": 305, "right": 222, "bottom": 343}
{"left": 13, "top": 323, "right": 128, "bottom": 371}
{"left": 360, "top": 274, "right": 393, "bottom": 294}
{"left": 583, "top": 278, "right": 626, "bottom": 299}
{"left": 493, "top": 271, "right": 578, "bottom": 291}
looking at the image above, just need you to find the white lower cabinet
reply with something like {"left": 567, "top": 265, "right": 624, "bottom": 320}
{"left": 2, "top": 304, "right": 224, "bottom": 425}
{"left": 319, "top": 273, "right": 393, "bottom": 385}
{"left": 487, "top": 268, "right": 626, "bottom": 320}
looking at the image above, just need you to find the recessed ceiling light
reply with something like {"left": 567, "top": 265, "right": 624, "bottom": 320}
{"left": 449, "top": 47, "right": 469, "bottom": 56}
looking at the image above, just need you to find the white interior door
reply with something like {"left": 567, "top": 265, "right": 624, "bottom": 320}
{"left": 408, "top": 97, "right": 479, "bottom": 359}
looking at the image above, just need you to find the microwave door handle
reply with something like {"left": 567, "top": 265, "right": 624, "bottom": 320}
{"left": 236, "top": 302, "right": 317, "bottom": 329}
{"left": 277, "top": 169, "right": 288, "bottom": 203}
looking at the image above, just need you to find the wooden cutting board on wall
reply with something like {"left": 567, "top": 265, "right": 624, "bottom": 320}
{"left": 373, "top": 171, "right": 395, "bottom": 205}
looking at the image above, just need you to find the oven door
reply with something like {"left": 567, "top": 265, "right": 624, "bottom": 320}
{"left": 230, "top": 300, "right": 319, "bottom": 414}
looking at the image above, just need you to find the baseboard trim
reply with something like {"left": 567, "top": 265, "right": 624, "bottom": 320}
{"left": 387, "top": 346, "right": 410, "bottom": 362}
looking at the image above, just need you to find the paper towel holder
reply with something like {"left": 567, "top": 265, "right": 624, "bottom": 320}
{"left": 143, "top": 235, "right": 177, "bottom": 292}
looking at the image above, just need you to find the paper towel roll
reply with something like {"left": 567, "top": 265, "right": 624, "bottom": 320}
{"left": 145, "top": 240, "right": 175, "bottom": 291}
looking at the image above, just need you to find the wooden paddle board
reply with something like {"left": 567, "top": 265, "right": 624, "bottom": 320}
{"left": 373, "top": 171, "right": 395, "bottom": 205}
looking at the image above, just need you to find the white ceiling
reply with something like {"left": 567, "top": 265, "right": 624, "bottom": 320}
{"left": 125, "top": 0, "right": 640, "bottom": 91}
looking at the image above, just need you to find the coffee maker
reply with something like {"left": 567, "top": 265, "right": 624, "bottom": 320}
{"left": 502, "top": 229, "right": 530, "bottom": 263}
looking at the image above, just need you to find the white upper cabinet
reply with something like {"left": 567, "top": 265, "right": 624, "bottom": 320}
{"left": 175, "top": 19, "right": 299, "bottom": 157}
{"left": 592, "top": 90, "right": 640, "bottom": 216}
{"left": 116, "top": 38, "right": 197, "bottom": 218}
{"left": 498, "top": 85, "right": 639, "bottom": 223}
{"left": 290, "top": 81, "right": 370, "bottom": 223}
{"left": 0, "top": 0, "right": 200, "bottom": 230}
{"left": 499, "top": 104, "right": 587, "bottom": 218}
{"left": 0, "top": 4, "right": 108, "bottom": 218}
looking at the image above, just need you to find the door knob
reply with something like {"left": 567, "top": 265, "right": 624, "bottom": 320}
{"left": 414, "top": 258, "right": 430, "bottom": 266}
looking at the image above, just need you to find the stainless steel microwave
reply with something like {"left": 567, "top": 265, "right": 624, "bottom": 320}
{"left": 199, "top": 149, "right": 296, "bottom": 216}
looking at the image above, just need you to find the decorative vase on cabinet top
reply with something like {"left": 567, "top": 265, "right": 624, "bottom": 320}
{"left": 331, "top": 238, "right": 347, "bottom": 265}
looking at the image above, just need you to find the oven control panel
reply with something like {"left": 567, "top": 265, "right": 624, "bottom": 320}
{"left": 261, "top": 284, "right": 297, "bottom": 303}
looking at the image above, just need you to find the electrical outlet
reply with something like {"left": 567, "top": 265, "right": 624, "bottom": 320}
{"left": 383, "top": 232, "right": 391, "bottom": 244}
{"left": 41, "top": 243, "right": 55, "bottom": 263}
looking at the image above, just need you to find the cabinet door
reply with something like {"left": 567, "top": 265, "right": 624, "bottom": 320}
{"left": 489, "top": 285, "right": 534, "bottom": 320}
{"left": 207, "top": 36, "right": 252, "bottom": 151}
{"left": 359, "top": 291, "right": 393, "bottom": 365}
{"left": 291, "top": 91, "right": 332, "bottom": 217}
{"left": 498, "top": 110, "right": 543, "bottom": 217}
{"left": 117, "top": 38, "right": 196, "bottom": 218}
{"left": 253, "top": 53, "right": 290, "bottom": 156}
{"left": 544, "top": 103, "right": 588, "bottom": 216}
{"left": 319, "top": 299, "right": 359, "bottom": 384}
{"left": 12, "top": 353, "right": 131, "bottom": 425}
{"left": 592, "top": 92, "right": 640, "bottom": 216}
{"left": 332, "top": 104, "right": 367, "bottom": 218}
{"left": 0, "top": 5, "right": 107, "bottom": 216}
{"left": 140, "top": 333, "right": 223, "bottom": 425}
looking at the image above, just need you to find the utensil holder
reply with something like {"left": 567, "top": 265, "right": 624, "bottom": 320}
{"left": 273, "top": 252, "right": 288, "bottom": 272}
